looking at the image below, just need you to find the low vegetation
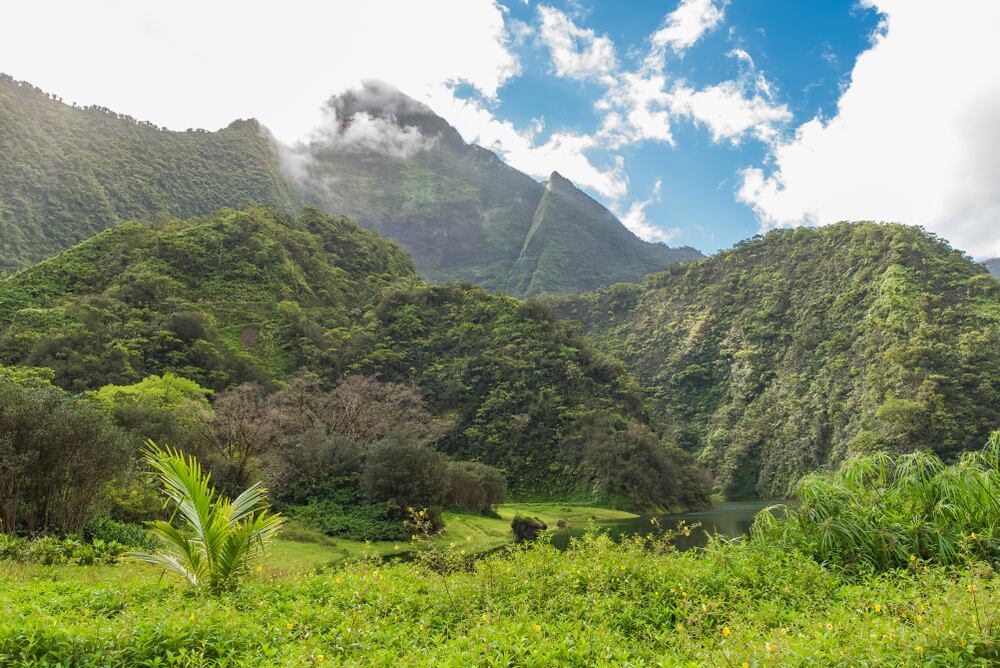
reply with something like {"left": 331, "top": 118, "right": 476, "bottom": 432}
{"left": 754, "top": 433, "right": 1000, "bottom": 569}
{"left": 1, "top": 436, "right": 997, "bottom": 665}
{"left": 2, "top": 518, "right": 997, "bottom": 665}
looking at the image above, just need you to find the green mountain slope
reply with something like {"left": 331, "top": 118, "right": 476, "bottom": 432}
{"left": 987, "top": 258, "right": 1000, "bottom": 278}
{"left": 0, "top": 74, "right": 298, "bottom": 273}
{"left": 282, "top": 82, "right": 702, "bottom": 295}
{"left": 0, "top": 206, "right": 702, "bottom": 504}
{"left": 508, "top": 172, "right": 703, "bottom": 295}
{"left": 0, "top": 206, "right": 413, "bottom": 391}
{"left": 551, "top": 223, "right": 1000, "bottom": 497}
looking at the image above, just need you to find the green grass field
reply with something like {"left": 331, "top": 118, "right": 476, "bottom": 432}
{"left": 3, "top": 530, "right": 997, "bottom": 666}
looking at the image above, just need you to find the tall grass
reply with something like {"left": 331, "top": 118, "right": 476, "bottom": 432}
{"left": 753, "top": 431, "right": 1000, "bottom": 569}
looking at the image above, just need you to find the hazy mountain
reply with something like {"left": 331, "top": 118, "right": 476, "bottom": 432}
{"left": 550, "top": 222, "right": 1000, "bottom": 497}
{"left": 276, "top": 82, "right": 703, "bottom": 295}
{"left": 987, "top": 258, "right": 1000, "bottom": 278}
{"left": 507, "top": 172, "right": 703, "bottom": 295}
{"left": 0, "top": 76, "right": 700, "bottom": 294}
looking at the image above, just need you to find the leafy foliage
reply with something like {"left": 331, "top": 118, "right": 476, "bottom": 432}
{"left": 0, "top": 533, "right": 129, "bottom": 565}
{"left": 0, "top": 375, "right": 130, "bottom": 534}
{"left": 0, "top": 206, "right": 414, "bottom": 392}
{"left": 2, "top": 528, "right": 998, "bottom": 665}
{"left": 131, "top": 442, "right": 284, "bottom": 592}
{"left": 0, "top": 207, "right": 701, "bottom": 511}
{"left": 553, "top": 223, "right": 1000, "bottom": 497}
{"left": 753, "top": 432, "right": 1000, "bottom": 569}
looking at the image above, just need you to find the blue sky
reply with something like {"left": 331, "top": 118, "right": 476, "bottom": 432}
{"left": 453, "top": 0, "right": 883, "bottom": 253}
{"left": 3, "top": 1, "right": 998, "bottom": 257}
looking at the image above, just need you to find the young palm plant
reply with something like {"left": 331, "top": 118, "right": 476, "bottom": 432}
{"left": 130, "top": 441, "right": 284, "bottom": 592}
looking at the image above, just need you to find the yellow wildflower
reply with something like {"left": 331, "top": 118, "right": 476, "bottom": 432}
{"left": 534, "top": 624, "right": 542, "bottom": 632}
{"left": 315, "top": 654, "right": 324, "bottom": 663}
{"left": 722, "top": 627, "right": 731, "bottom": 638}
{"left": 874, "top": 604, "right": 881, "bottom": 613}
{"left": 968, "top": 584, "right": 978, "bottom": 593}
{"left": 460, "top": 550, "right": 466, "bottom": 556}
{"left": 287, "top": 623, "right": 295, "bottom": 630}
{"left": 189, "top": 614, "right": 196, "bottom": 622}
{"left": 466, "top": 535, "right": 473, "bottom": 542}
{"left": 335, "top": 577, "right": 342, "bottom": 585}
{"left": 255, "top": 566, "right": 263, "bottom": 574}
{"left": 825, "top": 623, "right": 833, "bottom": 631}
{"left": 742, "top": 663, "right": 749, "bottom": 668}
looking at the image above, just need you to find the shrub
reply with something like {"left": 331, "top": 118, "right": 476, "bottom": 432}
{"left": 361, "top": 438, "right": 449, "bottom": 529}
{"left": 0, "top": 533, "right": 26, "bottom": 560}
{"left": 0, "top": 376, "right": 132, "bottom": 533}
{"left": 446, "top": 461, "right": 506, "bottom": 515}
{"left": 82, "top": 516, "right": 155, "bottom": 550}
{"left": 4, "top": 534, "right": 128, "bottom": 565}
{"left": 753, "top": 431, "right": 1000, "bottom": 570}
{"left": 578, "top": 421, "right": 713, "bottom": 512}
{"left": 511, "top": 515, "right": 548, "bottom": 542}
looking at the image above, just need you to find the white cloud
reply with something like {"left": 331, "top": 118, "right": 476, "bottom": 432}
{"left": 0, "top": 0, "right": 519, "bottom": 143}
{"left": 597, "top": 72, "right": 675, "bottom": 147}
{"left": 537, "top": 5, "right": 617, "bottom": 82}
{"left": 668, "top": 79, "right": 790, "bottom": 144}
{"left": 595, "top": 17, "right": 787, "bottom": 150}
{"left": 738, "top": 0, "right": 1000, "bottom": 258}
{"left": 617, "top": 180, "right": 680, "bottom": 243}
{"left": 647, "top": 0, "right": 725, "bottom": 63}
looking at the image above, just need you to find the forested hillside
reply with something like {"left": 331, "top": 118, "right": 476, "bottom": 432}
{"left": 551, "top": 223, "right": 1000, "bottom": 497}
{"left": 0, "top": 75, "right": 298, "bottom": 273}
{"left": 0, "top": 206, "right": 707, "bottom": 509}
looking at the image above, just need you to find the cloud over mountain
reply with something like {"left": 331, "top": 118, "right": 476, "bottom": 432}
{"left": 738, "top": 0, "right": 1000, "bottom": 258}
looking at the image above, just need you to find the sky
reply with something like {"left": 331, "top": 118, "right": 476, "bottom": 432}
{"left": 2, "top": 1, "right": 999, "bottom": 258}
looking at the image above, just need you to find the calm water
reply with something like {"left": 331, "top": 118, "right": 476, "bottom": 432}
{"left": 548, "top": 500, "right": 778, "bottom": 552}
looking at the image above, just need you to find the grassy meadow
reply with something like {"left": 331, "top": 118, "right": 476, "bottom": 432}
{"left": 3, "top": 529, "right": 997, "bottom": 666}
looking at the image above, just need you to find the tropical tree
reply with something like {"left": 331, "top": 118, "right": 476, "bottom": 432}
{"left": 130, "top": 441, "right": 284, "bottom": 592}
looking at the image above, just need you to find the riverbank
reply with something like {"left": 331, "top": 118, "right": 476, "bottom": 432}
{"left": 265, "top": 502, "right": 640, "bottom": 572}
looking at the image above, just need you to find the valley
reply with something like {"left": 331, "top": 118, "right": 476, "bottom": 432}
{"left": 2, "top": 62, "right": 999, "bottom": 666}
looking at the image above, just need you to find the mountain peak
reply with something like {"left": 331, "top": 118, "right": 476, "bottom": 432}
{"left": 323, "top": 80, "right": 464, "bottom": 148}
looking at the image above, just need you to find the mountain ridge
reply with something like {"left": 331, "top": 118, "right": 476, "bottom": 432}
{"left": 0, "top": 75, "right": 700, "bottom": 294}
{"left": 0, "top": 74, "right": 298, "bottom": 273}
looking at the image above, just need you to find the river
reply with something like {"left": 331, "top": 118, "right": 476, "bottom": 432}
{"left": 547, "top": 500, "right": 779, "bottom": 552}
